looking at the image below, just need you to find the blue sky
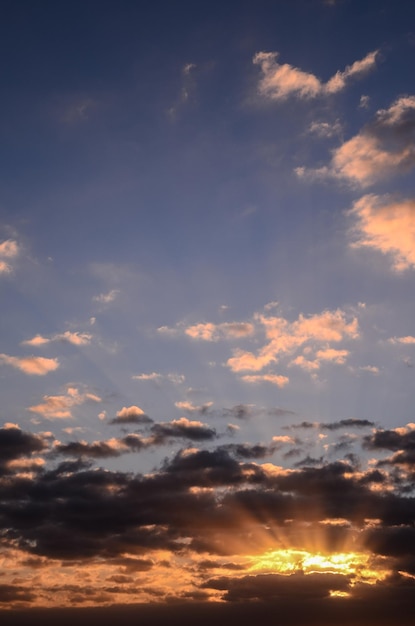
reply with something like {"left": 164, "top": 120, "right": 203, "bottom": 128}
{"left": 1, "top": 1, "right": 415, "bottom": 621}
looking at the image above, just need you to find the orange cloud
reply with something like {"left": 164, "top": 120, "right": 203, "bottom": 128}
{"left": 241, "top": 373, "right": 289, "bottom": 387}
{"left": 298, "top": 96, "right": 415, "bottom": 187}
{"left": 22, "top": 331, "right": 92, "bottom": 347}
{"left": 253, "top": 50, "right": 377, "bottom": 101}
{"left": 349, "top": 194, "right": 415, "bottom": 270}
{"left": 0, "top": 239, "right": 19, "bottom": 274}
{"left": 0, "top": 354, "right": 59, "bottom": 375}
{"left": 29, "top": 387, "right": 101, "bottom": 418}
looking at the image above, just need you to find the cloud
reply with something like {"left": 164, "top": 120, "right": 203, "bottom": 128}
{"left": 0, "top": 424, "right": 48, "bottom": 475}
{"left": 151, "top": 417, "right": 217, "bottom": 442}
{"left": 54, "top": 434, "right": 150, "bottom": 458}
{"left": 132, "top": 372, "right": 186, "bottom": 385}
{"left": 298, "top": 96, "right": 415, "bottom": 186}
{"left": 0, "top": 239, "right": 19, "bottom": 274}
{"left": 308, "top": 120, "right": 342, "bottom": 138}
{"left": 28, "top": 387, "right": 101, "bottom": 419}
{"left": 227, "top": 308, "right": 358, "bottom": 375}
{"left": 22, "top": 331, "right": 92, "bottom": 347}
{"left": 240, "top": 373, "right": 289, "bottom": 387}
{"left": 349, "top": 194, "right": 415, "bottom": 270}
{"left": 110, "top": 405, "right": 152, "bottom": 425}
{"left": 389, "top": 335, "right": 415, "bottom": 344}
{"left": 185, "top": 322, "right": 255, "bottom": 341}
{"left": 93, "top": 289, "right": 119, "bottom": 304}
{"left": 0, "top": 354, "right": 59, "bottom": 375}
{"left": 253, "top": 50, "right": 378, "bottom": 101}
{"left": 175, "top": 401, "right": 213, "bottom": 415}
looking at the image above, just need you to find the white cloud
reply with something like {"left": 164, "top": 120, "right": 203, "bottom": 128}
{"left": 359, "top": 95, "right": 370, "bottom": 109}
{"left": 253, "top": 50, "right": 378, "bottom": 101}
{"left": 349, "top": 194, "right": 415, "bottom": 270}
{"left": 0, "top": 354, "right": 59, "bottom": 375}
{"left": 93, "top": 289, "right": 119, "bottom": 304}
{"left": 308, "top": 120, "right": 342, "bottom": 138}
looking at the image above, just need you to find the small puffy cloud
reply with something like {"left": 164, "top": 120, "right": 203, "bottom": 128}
{"left": 253, "top": 50, "right": 378, "bottom": 101}
{"left": 0, "top": 354, "right": 59, "bottom": 375}
{"left": 93, "top": 289, "right": 119, "bottom": 304}
{"left": 299, "top": 96, "right": 415, "bottom": 187}
{"left": 22, "top": 331, "right": 92, "bottom": 347}
{"left": 28, "top": 387, "right": 101, "bottom": 419}
{"left": 349, "top": 194, "right": 415, "bottom": 270}
{"left": 0, "top": 239, "right": 19, "bottom": 274}
{"left": 359, "top": 95, "right": 370, "bottom": 109}
{"left": 227, "top": 308, "right": 358, "bottom": 374}
{"left": 110, "top": 406, "right": 152, "bottom": 425}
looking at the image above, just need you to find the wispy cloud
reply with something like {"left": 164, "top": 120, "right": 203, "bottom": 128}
{"left": 241, "top": 373, "right": 289, "bottom": 387}
{"left": 93, "top": 289, "right": 119, "bottom": 304}
{"left": 253, "top": 50, "right": 378, "bottom": 101}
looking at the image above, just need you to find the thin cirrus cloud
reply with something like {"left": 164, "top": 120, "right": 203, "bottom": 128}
{"left": 22, "top": 331, "right": 93, "bottom": 347}
{"left": 349, "top": 194, "right": 415, "bottom": 271}
{"left": 253, "top": 49, "right": 378, "bottom": 101}
{"left": 0, "top": 354, "right": 59, "bottom": 375}
{"left": 297, "top": 96, "right": 415, "bottom": 187}
{"left": 28, "top": 386, "right": 101, "bottom": 419}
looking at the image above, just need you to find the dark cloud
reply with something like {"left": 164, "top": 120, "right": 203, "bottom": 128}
{"left": 321, "top": 418, "right": 375, "bottom": 430}
{"left": 222, "top": 405, "right": 257, "bottom": 420}
{"left": 222, "top": 405, "right": 295, "bottom": 420}
{"left": 202, "top": 571, "right": 350, "bottom": 601}
{"left": 287, "top": 419, "right": 374, "bottom": 431}
{"left": 151, "top": 419, "right": 216, "bottom": 442}
{"left": 0, "top": 426, "right": 47, "bottom": 474}
{"left": 218, "top": 442, "right": 277, "bottom": 459}
{"left": 364, "top": 427, "right": 415, "bottom": 452}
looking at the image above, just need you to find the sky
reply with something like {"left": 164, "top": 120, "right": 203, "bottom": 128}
{"left": 1, "top": 0, "right": 415, "bottom": 623}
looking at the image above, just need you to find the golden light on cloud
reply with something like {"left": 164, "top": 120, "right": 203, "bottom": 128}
{"left": 248, "top": 548, "right": 388, "bottom": 585}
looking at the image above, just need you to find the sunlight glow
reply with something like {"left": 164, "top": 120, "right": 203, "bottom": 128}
{"left": 248, "top": 548, "right": 388, "bottom": 584}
